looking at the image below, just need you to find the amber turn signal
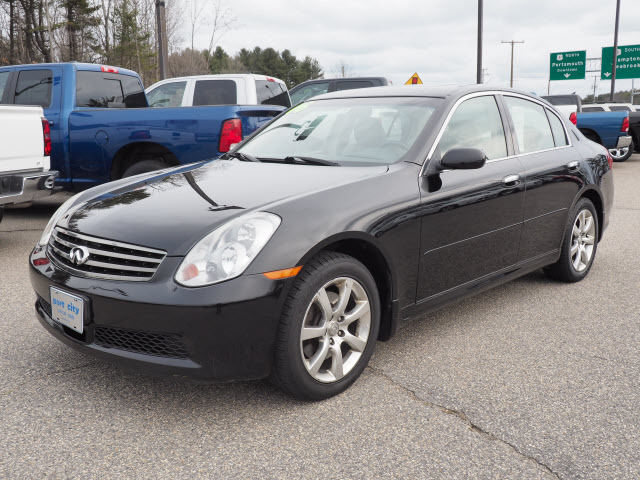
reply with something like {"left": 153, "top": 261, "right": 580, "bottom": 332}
{"left": 262, "top": 266, "right": 303, "bottom": 280}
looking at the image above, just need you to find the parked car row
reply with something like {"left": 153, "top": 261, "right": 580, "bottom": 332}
{"left": 542, "top": 94, "right": 634, "bottom": 162}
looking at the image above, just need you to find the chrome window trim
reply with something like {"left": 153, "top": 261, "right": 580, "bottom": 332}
{"left": 421, "top": 90, "right": 574, "bottom": 176}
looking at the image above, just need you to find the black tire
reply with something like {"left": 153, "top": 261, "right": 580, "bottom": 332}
{"left": 271, "top": 252, "right": 380, "bottom": 401}
{"left": 121, "top": 159, "right": 169, "bottom": 178}
{"left": 544, "top": 198, "right": 599, "bottom": 283}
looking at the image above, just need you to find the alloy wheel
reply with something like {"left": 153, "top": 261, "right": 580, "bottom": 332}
{"left": 608, "top": 146, "right": 630, "bottom": 161}
{"left": 300, "top": 277, "right": 371, "bottom": 383}
{"left": 570, "top": 209, "right": 596, "bottom": 272}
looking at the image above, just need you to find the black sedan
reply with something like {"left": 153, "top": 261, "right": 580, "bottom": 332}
{"left": 30, "top": 86, "right": 614, "bottom": 400}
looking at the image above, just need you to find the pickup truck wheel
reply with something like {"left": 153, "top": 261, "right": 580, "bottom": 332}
{"left": 609, "top": 140, "right": 633, "bottom": 162}
{"left": 122, "top": 160, "right": 170, "bottom": 178}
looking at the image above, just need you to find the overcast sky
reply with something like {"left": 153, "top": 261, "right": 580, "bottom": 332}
{"left": 186, "top": 0, "right": 640, "bottom": 98}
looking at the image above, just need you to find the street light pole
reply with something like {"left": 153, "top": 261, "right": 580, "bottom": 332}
{"left": 155, "top": 0, "right": 169, "bottom": 80}
{"left": 501, "top": 40, "right": 525, "bottom": 88}
{"left": 610, "top": 0, "right": 621, "bottom": 101}
{"left": 477, "top": 0, "right": 483, "bottom": 84}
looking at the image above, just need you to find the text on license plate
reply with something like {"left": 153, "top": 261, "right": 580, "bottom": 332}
{"left": 49, "top": 287, "right": 84, "bottom": 334}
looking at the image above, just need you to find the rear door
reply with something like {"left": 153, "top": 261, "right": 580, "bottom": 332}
{"left": 501, "top": 94, "right": 583, "bottom": 261}
{"left": 417, "top": 93, "right": 525, "bottom": 302}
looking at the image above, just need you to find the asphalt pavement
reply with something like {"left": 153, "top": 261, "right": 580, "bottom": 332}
{"left": 1, "top": 156, "right": 639, "bottom": 479}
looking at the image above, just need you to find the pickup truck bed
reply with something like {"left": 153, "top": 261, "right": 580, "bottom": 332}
{"left": 0, "top": 105, "right": 57, "bottom": 215}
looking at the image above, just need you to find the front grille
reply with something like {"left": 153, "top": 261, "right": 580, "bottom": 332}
{"left": 48, "top": 227, "right": 166, "bottom": 282}
{"left": 94, "top": 326, "right": 188, "bottom": 358}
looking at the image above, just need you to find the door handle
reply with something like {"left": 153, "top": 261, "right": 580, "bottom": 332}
{"left": 566, "top": 161, "right": 579, "bottom": 171}
{"left": 502, "top": 174, "right": 520, "bottom": 187}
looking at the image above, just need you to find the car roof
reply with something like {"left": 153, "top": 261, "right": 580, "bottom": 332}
{"left": 148, "top": 74, "right": 287, "bottom": 87}
{"left": 0, "top": 62, "right": 139, "bottom": 77}
{"left": 312, "top": 84, "right": 541, "bottom": 101}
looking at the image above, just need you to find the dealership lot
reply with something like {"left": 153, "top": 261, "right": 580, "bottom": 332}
{"left": 0, "top": 156, "right": 639, "bottom": 479}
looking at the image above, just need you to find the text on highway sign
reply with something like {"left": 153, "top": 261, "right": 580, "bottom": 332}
{"left": 601, "top": 44, "right": 640, "bottom": 80}
{"left": 549, "top": 51, "right": 586, "bottom": 80}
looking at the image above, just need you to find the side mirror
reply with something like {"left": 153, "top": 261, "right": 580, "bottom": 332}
{"left": 440, "top": 148, "right": 487, "bottom": 170}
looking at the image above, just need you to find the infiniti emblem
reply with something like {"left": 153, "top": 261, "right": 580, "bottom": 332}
{"left": 69, "top": 246, "right": 90, "bottom": 266}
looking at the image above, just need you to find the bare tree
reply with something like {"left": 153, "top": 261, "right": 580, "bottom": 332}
{"left": 206, "top": 0, "right": 235, "bottom": 55}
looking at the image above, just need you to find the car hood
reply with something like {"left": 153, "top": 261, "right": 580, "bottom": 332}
{"left": 59, "top": 160, "right": 388, "bottom": 255}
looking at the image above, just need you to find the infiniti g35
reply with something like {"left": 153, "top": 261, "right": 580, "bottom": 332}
{"left": 30, "top": 86, "right": 614, "bottom": 400}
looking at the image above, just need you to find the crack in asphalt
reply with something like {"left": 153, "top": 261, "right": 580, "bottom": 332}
{"left": 367, "top": 365, "right": 562, "bottom": 480}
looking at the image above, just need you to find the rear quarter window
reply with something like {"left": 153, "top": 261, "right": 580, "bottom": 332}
{"left": 335, "top": 80, "right": 374, "bottom": 91}
{"left": 255, "top": 80, "right": 291, "bottom": 108}
{"left": 193, "top": 80, "right": 237, "bottom": 105}
{"left": 76, "top": 71, "right": 147, "bottom": 108}
{"left": 14, "top": 69, "right": 52, "bottom": 108}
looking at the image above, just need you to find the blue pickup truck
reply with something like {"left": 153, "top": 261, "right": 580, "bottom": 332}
{"left": 571, "top": 110, "right": 633, "bottom": 162}
{"left": 0, "top": 63, "right": 284, "bottom": 190}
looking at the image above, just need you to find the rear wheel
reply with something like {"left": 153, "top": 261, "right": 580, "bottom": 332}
{"left": 544, "top": 198, "right": 598, "bottom": 282}
{"left": 121, "top": 159, "right": 170, "bottom": 178}
{"left": 609, "top": 140, "right": 634, "bottom": 162}
{"left": 271, "top": 252, "right": 380, "bottom": 400}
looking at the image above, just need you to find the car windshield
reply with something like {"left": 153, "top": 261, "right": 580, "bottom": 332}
{"left": 237, "top": 97, "right": 441, "bottom": 165}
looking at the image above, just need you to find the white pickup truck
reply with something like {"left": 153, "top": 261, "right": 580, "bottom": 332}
{"left": 0, "top": 105, "right": 57, "bottom": 222}
{"left": 145, "top": 74, "right": 291, "bottom": 108}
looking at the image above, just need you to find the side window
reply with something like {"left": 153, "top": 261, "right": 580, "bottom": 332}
{"left": 0, "top": 72, "right": 10, "bottom": 102}
{"left": 290, "top": 82, "right": 329, "bottom": 106}
{"left": 546, "top": 110, "right": 568, "bottom": 147}
{"left": 438, "top": 95, "right": 507, "bottom": 160}
{"left": 193, "top": 80, "right": 237, "bottom": 106}
{"left": 120, "top": 75, "right": 147, "bottom": 108}
{"left": 255, "top": 80, "right": 290, "bottom": 108}
{"left": 147, "top": 81, "right": 188, "bottom": 107}
{"left": 609, "top": 105, "right": 630, "bottom": 112}
{"left": 504, "top": 96, "right": 555, "bottom": 154}
{"left": 335, "top": 80, "right": 374, "bottom": 91}
{"left": 14, "top": 69, "right": 52, "bottom": 108}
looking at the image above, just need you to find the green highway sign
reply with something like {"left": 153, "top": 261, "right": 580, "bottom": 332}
{"left": 550, "top": 51, "right": 586, "bottom": 80}
{"left": 601, "top": 44, "right": 640, "bottom": 80}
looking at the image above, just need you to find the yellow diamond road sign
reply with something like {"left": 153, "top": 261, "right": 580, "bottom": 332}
{"left": 405, "top": 73, "right": 423, "bottom": 85}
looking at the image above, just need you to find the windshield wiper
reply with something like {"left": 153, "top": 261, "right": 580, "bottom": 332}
{"left": 221, "top": 151, "right": 261, "bottom": 162}
{"left": 281, "top": 156, "right": 340, "bottom": 166}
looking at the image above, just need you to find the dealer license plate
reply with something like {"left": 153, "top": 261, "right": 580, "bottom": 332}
{"left": 49, "top": 287, "right": 84, "bottom": 334}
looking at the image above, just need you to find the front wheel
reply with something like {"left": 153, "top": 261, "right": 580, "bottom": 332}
{"left": 544, "top": 198, "right": 599, "bottom": 282}
{"left": 271, "top": 252, "right": 380, "bottom": 400}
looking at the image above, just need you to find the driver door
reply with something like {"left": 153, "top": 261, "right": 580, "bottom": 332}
{"left": 416, "top": 94, "right": 525, "bottom": 302}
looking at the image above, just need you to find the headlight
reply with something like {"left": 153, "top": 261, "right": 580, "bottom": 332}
{"left": 38, "top": 193, "right": 82, "bottom": 246}
{"left": 175, "top": 211, "right": 281, "bottom": 287}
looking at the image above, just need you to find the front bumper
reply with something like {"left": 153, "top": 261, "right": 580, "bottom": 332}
{"left": 0, "top": 170, "right": 58, "bottom": 206}
{"left": 29, "top": 246, "right": 288, "bottom": 381}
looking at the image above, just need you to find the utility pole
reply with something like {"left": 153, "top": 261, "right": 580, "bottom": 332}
{"left": 609, "top": 0, "right": 621, "bottom": 101}
{"left": 155, "top": 0, "right": 169, "bottom": 80}
{"left": 501, "top": 40, "right": 525, "bottom": 88}
{"left": 476, "top": 0, "right": 483, "bottom": 84}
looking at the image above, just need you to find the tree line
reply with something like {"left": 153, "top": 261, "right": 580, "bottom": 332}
{"left": 0, "top": 0, "right": 323, "bottom": 87}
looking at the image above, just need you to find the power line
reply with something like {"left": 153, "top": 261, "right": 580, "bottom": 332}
{"left": 501, "top": 40, "right": 525, "bottom": 88}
